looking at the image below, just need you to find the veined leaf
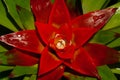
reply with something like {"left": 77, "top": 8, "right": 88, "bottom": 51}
{"left": 102, "top": 2, "right": 120, "bottom": 30}
{"left": 17, "top": 6, "right": 35, "bottom": 30}
{"left": 0, "top": 0, "right": 18, "bottom": 31}
{"left": 81, "top": 0, "right": 110, "bottom": 13}
{"left": 97, "top": 65, "right": 117, "bottom": 80}
{"left": 10, "top": 65, "right": 38, "bottom": 77}
{"left": 4, "top": 0, "right": 24, "bottom": 29}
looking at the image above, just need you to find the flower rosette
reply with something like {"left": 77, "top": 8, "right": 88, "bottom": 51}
{"left": 0, "top": 0, "right": 120, "bottom": 80}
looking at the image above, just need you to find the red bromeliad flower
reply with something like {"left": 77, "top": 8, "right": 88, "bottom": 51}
{"left": 0, "top": 0, "right": 120, "bottom": 80}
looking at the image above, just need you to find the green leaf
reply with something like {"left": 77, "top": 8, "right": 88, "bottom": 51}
{"left": 110, "top": 2, "right": 120, "bottom": 8}
{"left": 17, "top": 6, "right": 35, "bottom": 30}
{"left": 23, "top": 75, "right": 36, "bottom": 80}
{"left": 90, "top": 30, "right": 116, "bottom": 44}
{"left": 107, "top": 38, "right": 120, "bottom": 48}
{"left": 11, "top": 65, "right": 38, "bottom": 77}
{"left": 14, "top": 0, "right": 31, "bottom": 11}
{"left": 97, "top": 65, "right": 117, "bottom": 80}
{"left": 0, "top": 51, "right": 8, "bottom": 64}
{"left": 81, "top": 0, "right": 110, "bottom": 13}
{"left": 85, "top": 77, "right": 97, "bottom": 80}
{"left": 63, "top": 72, "right": 98, "bottom": 80}
{"left": 4, "top": 0, "right": 24, "bottom": 29}
{"left": 64, "top": 72, "right": 85, "bottom": 80}
{"left": 111, "top": 68, "right": 120, "bottom": 74}
{"left": 0, "top": 0, "right": 18, "bottom": 31}
{"left": 102, "top": 2, "right": 120, "bottom": 30}
{"left": 109, "top": 26, "right": 120, "bottom": 33}
{"left": 0, "top": 77, "right": 9, "bottom": 80}
{"left": 23, "top": 76, "right": 30, "bottom": 80}
{"left": 0, "top": 65, "right": 14, "bottom": 72}
{"left": 30, "top": 75, "right": 37, "bottom": 80}
{"left": 0, "top": 0, "right": 6, "bottom": 15}
{"left": 0, "top": 45, "right": 7, "bottom": 52}
{"left": 0, "top": 15, "right": 18, "bottom": 31}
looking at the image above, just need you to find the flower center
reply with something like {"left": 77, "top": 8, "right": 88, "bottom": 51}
{"left": 56, "top": 39, "right": 66, "bottom": 50}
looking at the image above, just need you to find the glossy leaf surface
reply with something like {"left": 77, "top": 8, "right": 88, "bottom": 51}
{"left": 71, "top": 8, "right": 117, "bottom": 29}
{"left": 0, "top": 30, "right": 44, "bottom": 54}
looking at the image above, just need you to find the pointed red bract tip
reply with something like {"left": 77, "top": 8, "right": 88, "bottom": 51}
{"left": 71, "top": 8, "right": 117, "bottom": 30}
{"left": 0, "top": 30, "right": 44, "bottom": 54}
{"left": 30, "top": 0, "right": 53, "bottom": 23}
{"left": 48, "top": 0, "right": 71, "bottom": 27}
{"left": 38, "top": 48, "right": 62, "bottom": 76}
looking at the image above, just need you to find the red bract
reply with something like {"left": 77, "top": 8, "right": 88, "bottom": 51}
{"left": 0, "top": 0, "right": 119, "bottom": 80}
{"left": 5, "top": 49, "right": 39, "bottom": 66}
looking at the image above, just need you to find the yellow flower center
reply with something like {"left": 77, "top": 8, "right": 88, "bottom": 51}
{"left": 56, "top": 39, "right": 66, "bottom": 50}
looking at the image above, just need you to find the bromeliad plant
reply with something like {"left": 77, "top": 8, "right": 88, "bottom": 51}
{"left": 0, "top": 0, "right": 120, "bottom": 80}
